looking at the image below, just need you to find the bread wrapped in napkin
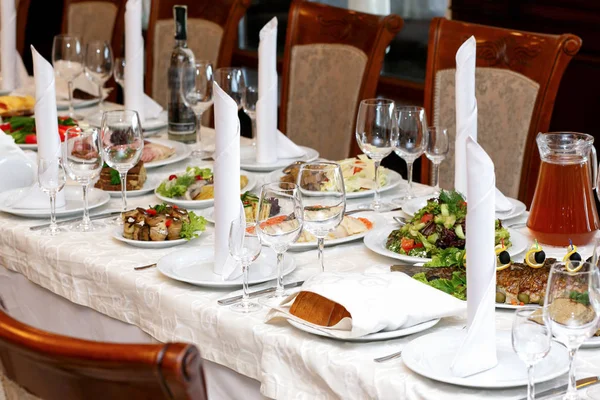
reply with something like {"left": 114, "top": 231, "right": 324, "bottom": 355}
{"left": 266, "top": 271, "right": 466, "bottom": 339}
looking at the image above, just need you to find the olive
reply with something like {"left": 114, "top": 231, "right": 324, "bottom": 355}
{"left": 570, "top": 252, "right": 582, "bottom": 261}
{"left": 496, "top": 292, "right": 506, "bottom": 304}
{"left": 538, "top": 297, "right": 545, "bottom": 306}
{"left": 517, "top": 293, "right": 530, "bottom": 304}
{"left": 498, "top": 251, "right": 511, "bottom": 265}
{"left": 534, "top": 250, "right": 546, "bottom": 264}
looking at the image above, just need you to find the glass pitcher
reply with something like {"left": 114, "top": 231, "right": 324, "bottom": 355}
{"left": 527, "top": 132, "right": 599, "bottom": 246}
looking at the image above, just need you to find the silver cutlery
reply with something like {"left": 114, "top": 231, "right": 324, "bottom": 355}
{"left": 345, "top": 206, "right": 402, "bottom": 215}
{"left": 134, "top": 263, "right": 157, "bottom": 271}
{"left": 393, "top": 216, "right": 407, "bottom": 225}
{"left": 218, "top": 280, "right": 305, "bottom": 306}
{"left": 29, "top": 211, "right": 122, "bottom": 231}
{"left": 517, "top": 376, "right": 600, "bottom": 400}
{"left": 374, "top": 350, "right": 402, "bottom": 363}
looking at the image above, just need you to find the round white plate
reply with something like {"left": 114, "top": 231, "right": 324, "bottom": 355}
{"left": 363, "top": 225, "right": 528, "bottom": 263}
{"left": 112, "top": 227, "right": 202, "bottom": 248}
{"left": 57, "top": 98, "right": 99, "bottom": 110}
{"left": 266, "top": 168, "right": 404, "bottom": 199}
{"left": 143, "top": 139, "right": 192, "bottom": 169}
{"left": 154, "top": 170, "right": 257, "bottom": 209}
{"left": 0, "top": 186, "right": 110, "bottom": 218}
{"left": 157, "top": 246, "right": 296, "bottom": 288}
{"left": 495, "top": 198, "right": 527, "bottom": 220}
{"left": 582, "top": 336, "right": 600, "bottom": 349}
{"left": 495, "top": 303, "right": 540, "bottom": 310}
{"left": 17, "top": 144, "right": 37, "bottom": 150}
{"left": 240, "top": 145, "right": 319, "bottom": 172}
{"left": 403, "top": 196, "right": 527, "bottom": 221}
{"left": 104, "top": 175, "right": 162, "bottom": 198}
{"left": 0, "top": 88, "right": 11, "bottom": 96}
{"left": 287, "top": 318, "right": 440, "bottom": 342}
{"left": 403, "top": 330, "right": 569, "bottom": 389}
{"left": 86, "top": 110, "right": 167, "bottom": 131}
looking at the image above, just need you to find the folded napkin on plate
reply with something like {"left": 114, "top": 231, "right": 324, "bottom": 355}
{"left": 450, "top": 136, "right": 497, "bottom": 377}
{"left": 256, "top": 18, "right": 305, "bottom": 164}
{"left": 54, "top": 74, "right": 109, "bottom": 101}
{"left": 1, "top": 0, "right": 28, "bottom": 91}
{"left": 453, "top": 36, "right": 512, "bottom": 212}
{"left": 266, "top": 270, "right": 466, "bottom": 339}
{"left": 0, "top": 130, "right": 35, "bottom": 193}
{"left": 144, "top": 93, "right": 164, "bottom": 120}
{"left": 213, "top": 82, "right": 241, "bottom": 276}
{"left": 124, "top": 0, "right": 145, "bottom": 122}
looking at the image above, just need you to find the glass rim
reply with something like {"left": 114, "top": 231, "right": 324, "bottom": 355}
{"left": 298, "top": 161, "right": 340, "bottom": 171}
{"left": 215, "top": 67, "right": 242, "bottom": 74}
{"left": 550, "top": 261, "right": 597, "bottom": 275}
{"left": 260, "top": 181, "right": 298, "bottom": 192}
{"left": 53, "top": 33, "right": 80, "bottom": 41}
{"left": 360, "top": 98, "right": 394, "bottom": 107}
{"left": 395, "top": 106, "right": 425, "bottom": 113}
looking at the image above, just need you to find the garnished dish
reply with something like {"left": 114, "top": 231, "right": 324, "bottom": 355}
{"left": 95, "top": 161, "right": 147, "bottom": 191}
{"left": 1, "top": 116, "right": 79, "bottom": 144}
{"left": 141, "top": 140, "right": 175, "bottom": 163}
{"left": 0, "top": 95, "right": 35, "bottom": 117}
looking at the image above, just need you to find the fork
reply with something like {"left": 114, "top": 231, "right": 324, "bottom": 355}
{"left": 374, "top": 350, "right": 402, "bottom": 363}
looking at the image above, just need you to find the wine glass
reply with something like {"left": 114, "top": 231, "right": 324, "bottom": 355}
{"left": 393, "top": 106, "right": 428, "bottom": 202}
{"left": 114, "top": 57, "right": 125, "bottom": 89}
{"left": 99, "top": 110, "right": 144, "bottom": 224}
{"left": 512, "top": 306, "right": 551, "bottom": 400}
{"left": 256, "top": 182, "right": 303, "bottom": 299}
{"left": 180, "top": 61, "right": 214, "bottom": 158}
{"left": 243, "top": 86, "right": 258, "bottom": 145}
{"left": 425, "top": 126, "right": 449, "bottom": 196}
{"left": 214, "top": 67, "right": 245, "bottom": 108}
{"left": 52, "top": 34, "right": 84, "bottom": 119}
{"left": 355, "top": 98, "right": 395, "bottom": 211}
{"left": 586, "top": 264, "right": 600, "bottom": 399}
{"left": 37, "top": 157, "right": 67, "bottom": 236}
{"left": 297, "top": 162, "right": 346, "bottom": 272}
{"left": 229, "top": 220, "right": 262, "bottom": 313}
{"left": 544, "top": 261, "right": 600, "bottom": 400}
{"left": 61, "top": 127, "right": 103, "bottom": 232}
{"left": 84, "top": 40, "right": 114, "bottom": 111}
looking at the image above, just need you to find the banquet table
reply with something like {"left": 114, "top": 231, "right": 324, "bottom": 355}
{"left": 1, "top": 104, "right": 600, "bottom": 400}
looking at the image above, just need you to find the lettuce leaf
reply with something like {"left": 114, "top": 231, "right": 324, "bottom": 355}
{"left": 180, "top": 211, "right": 207, "bottom": 240}
{"left": 413, "top": 271, "right": 466, "bottom": 300}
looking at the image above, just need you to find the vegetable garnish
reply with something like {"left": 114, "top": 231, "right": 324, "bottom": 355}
{"left": 495, "top": 239, "right": 512, "bottom": 271}
{"left": 525, "top": 239, "right": 545, "bottom": 268}
{"left": 569, "top": 290, "right": 590, "bottom": 306}
{"left": 156, "top": 166, "right": 213, "bottom": 198}
{"left": 414, "top": 270, "right": 466, "bottom": 300}
{"left": 564, "top": 239, "right": 583, "bottom": 272}
{"left": 180, "top": 211, "right": 207, "bottom": 240}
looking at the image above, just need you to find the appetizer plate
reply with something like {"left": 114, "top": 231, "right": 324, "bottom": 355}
{"left": 157, "top": 246, "right": 296, "bottom": 288}
{"left": 154, "top": 170, "right": 257, "bottom": 209}
{"left": 240, "top": 145, "right": 319, "bottom": 172}
{"left": 112, "top": 228, "right": 202, "bottom": 249}
{"left": 0, "top": 186, "right": 110, "bottom": 218}
{"left": 363, "top": 225, "right": 528, "bottom": 263}
{"left": 287, "top": 318, "right": 440, "bottom": 342}
{"left": 266, "top": 168, "right": 404, "bottom": 200}
{"left": 403, "top": 196, "right": 527, "bottom": 221}
{"left": 104, "top": 175, "right": 162, "bottom": 198}
{"left": 403, "top": 330, "right": 568, "bottom": 389}
{"left": 144, "top": 139, "right": 192, "bottom": 169}
{"left": 86, "top": 110, "right": 167, "bottom": 131}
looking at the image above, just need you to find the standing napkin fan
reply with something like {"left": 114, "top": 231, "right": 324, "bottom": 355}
{"left": 124, "top": 0, "right": 145, "bottom": 122}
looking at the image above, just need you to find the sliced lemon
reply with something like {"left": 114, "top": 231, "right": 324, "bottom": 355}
{"left": 563, "top": 245, "right": 579, "bottom": 262}
{"left": 565, "top": 260, "right": 584, "bottom": 273}
{"left": 525, "top": 249, "right": 544, "bottom": 268}
{"left": 496, "top": 263, "right": 511, "bottom": 271}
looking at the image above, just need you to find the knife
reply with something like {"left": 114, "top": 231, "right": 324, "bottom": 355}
{"left": 29, "top": 211, "right": 122, "bottom": 231}
{"left": 217, "top": 280, "right": 305, "bottom": 306}
{"left": 518, "top": 376, "right": 600, "bottom": 400}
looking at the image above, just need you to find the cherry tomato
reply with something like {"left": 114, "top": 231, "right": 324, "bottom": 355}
{"left": 165, "top": 219, "right": 172, "bottom": 228}
{"left": 415, "top": 242, "right": 424, "bottom": 248}
{"left": 420, "top": 213, "right": 433, "bottom": 223}
{"left": 0, "top": 123, "right": 11, "bottom": 132}
{"left": 146, "top": 209, "right": 157, "bottom": 215}
{"left": 172, "top": 205, "right": 178, "bottom": 209}
{"left": 195, "top": 175, "right": 204, "bottom": 181}
{"left": 401, "top": 237, "right": 415, "bottom": 253}
{"left": 353, "top": 167, "right": 363, "bottom": 174}
{"left": 24, "top": 134, "right": 37, "bottom": 144}
{"left": 168, "top": 175, "right": 177, "bottom": 181}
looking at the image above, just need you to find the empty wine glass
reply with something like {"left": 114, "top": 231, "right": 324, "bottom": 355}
{"left": 588, "top": 265, "right": 600, "bottom": 400}
{"left": 37, "top": 157, "right": 67, "bottom": 236}
{"left": 114, "top": 57, "right": 125, "bottom": 89}
{"left": 181, "top": 61, "right": 214, "bottom": 158}
{"left": 243, "top": 86, "right": 258, "bottom": 145}
{"left": 229, "top": 219, "right": 262, "bottom": 313}
{"left": 544, "top": 261, "right": 600, "bottom": 400}
{"left": 256, "top": 182, "right": 303, "bottom": 299}
{"left": 297, "top": 162, "right": 346, "bottom": 272}
{"left": 425, "top": 126, "right": 449, "bottom": 196}
{"left": 84, "top": 40, "right": 114, "bottom": 111}
{"left": 355, "top": 98, "right": 395, "bottom": 211}
{"left": 393, "top": 106, "right": 428, "bottom": 202}
{"left": 99, "top": 110, "right": 144, "bottom": 224}
{"left": 512, "top": 306, "right": 551, "bottom": 400}
{"left": 52, "top": 34, "right": 84, "bottom": 119}
{"left": 62, "top": 127, "right": 103, "bottom": 232}
{"left": 214, "top": 67, "right": 245, "bottom": 109}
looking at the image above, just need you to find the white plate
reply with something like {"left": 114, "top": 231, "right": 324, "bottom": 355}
{"left": 17, "top": 144, "right": 37, "bottom": 150}
{"left": 86, "top": 110, "right": 167, "bottom": 131}
{"left": 287, "top": 318, "right": 440, "bottom": 342}
{"left": 403, "top": 330, "right": 569, "bottom": 389}
{"left": 582, "top": 336, "right": 600, "bottom": 349}
{"left": 104, "top": 175, "right": 162, "bottom": 197}
{"left": 57, "top": 98, "right": 99, "bottom": 110}
{"left": 157, "top": 246, "right": 296, "bottom": 288}
{"left": 143, "top": 139, "right": 192, "bottom": 169}
{"left": 495, "top": 198, "right": 527, "bottom": 220}
{"left": 403, "top": 196, "right": 527, "bottom": 221}
{"left": 266, "top": 168, "right": 404, "bottom": 199}
{"left": 495, "top": 303, "right": 540, "bottom": 310}
{"left": 0, "top": 186, "right": 110, "bottom": 218}
{"left": 240, "top": 145, "right": 319, "bottom": 172}
{"left": 363, "top": 225, "right": 528, "bottom": 263}
{"left": 154, "top": 170, "right": 257, "bottom": 209}
{"left": 112, "top": 227, "right": 202, "bottom": 248}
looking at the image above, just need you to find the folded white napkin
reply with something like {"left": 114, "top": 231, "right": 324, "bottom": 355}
{"left": 454, "top": 36, "right": 511, "bottom": 213}
{"left": 451, "top": 136, "right": 497, "bottom": 377}
{"left": 144, "top": 93, "right": 163, "bottom": 120}
{"left": 124, "top": 0, "right": 145, "bottom": 122}
{"left": 1, "top": 0, "right": 22, "bottom": 91}
{"left": 256, "top": 18, "right": 305, "bottom": 163}
{"left": 213, "top": 82, "right": 241, "bottom": 276}
{"left": 0, "top": 130, "right": 35, "bottom": 193}
{"left": 266, "top": 270, "right": 466, "bottom": 339}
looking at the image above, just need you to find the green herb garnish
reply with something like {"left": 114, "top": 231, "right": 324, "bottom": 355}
{"left": 180, "top": 211, "right": 207, "bottom": 240}
{"left": 425, "top": 248, "right": 466, "bottom": 268}
{"left": 414, "top": 271, "right": 467, "bottom": 300}
{"left": 569, "top": 291, "right": 590, "bottom": 306}
{"left": 439, "top": 190, "right": 467, "bottom": 220}
{"left": 151, "top": 203, "right": 168, "bottom": 213}
{"left": 109, "top": 169, "right": 121, "bottom": 185}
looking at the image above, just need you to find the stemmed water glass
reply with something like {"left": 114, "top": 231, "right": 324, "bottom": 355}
{"left": 229, "top": 220, "right": 262, "bottom": 313}
{"left": 544, "top": 261, "right": 600, "bottom": 400}
{"left": 180, "top": 61, "right": 214, "bottom": 158}
{"left": 393, "top": 106, "right": 428, "bottom": 202}
{"left": 256, "top": 182, "right": 303, "bottom": 299}
{"left": 84, "top": 40, "right": 114, "bottom": 111}
{"left": 62, "top": 127, "right": 103, "bottom": 232}
{"left": 512, "top": 306, "right": 551, "bottom": 400}
{"left": 425, "top": 126, "right": 449, "bottom": 196}
{"left": 355, "top": 98, "right": 395, "bottom": 211}
{"left": 114, "top": 57, "right": 125, "bottom": 89}
{"left": 214, "top": 67, "right": 245, "bottom": 108}
{"left": 52, "top": 34, "right": 84, "bottom": 119}
{"left": 99, "top": 110, "right": 144, "bottom": 224}
{"left": 37, "top": 157, "right": 67, "bottom": 236}
{"left": 297, "top": 162, "right": 345, "bottom": 272}
{"left": 243, "top": 86, "right": 258, "bottom": 145}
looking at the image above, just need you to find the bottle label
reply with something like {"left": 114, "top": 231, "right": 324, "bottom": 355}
{"left": 168, "top": 65, "right": 196, "bottom": 135}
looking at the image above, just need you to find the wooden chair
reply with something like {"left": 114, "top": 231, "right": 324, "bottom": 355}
{"left": 61, "top": 0, "right": 123, "bottom": 46}
{"left": 146, "top": 0, "right": 251, "bottom": 107}
{"left": 280, "top": 0, "right": 403, "bottom": 160}
{"left": 421, "top": 17, "right": 581, "bottom": 206}
{"left": 0, "top": 308, "right": 207, "bottom": 400}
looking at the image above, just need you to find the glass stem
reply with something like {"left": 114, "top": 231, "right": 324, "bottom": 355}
{"left": 526, "top": 365, "right": 534, "bottom": 400}
{"left": 275, "top": 252, "right": 284, "bottom": 295}
{"left": 97, "top": 82, "right": 103, "bottom": 110}
{"left": 81, "top": 183, "right": 90, "bottom": 227}
{"left": 119, "top": 171, "right": 128, "bottom": 215}
{"left": 566, "top": 347, "right": 578, "bottom": 398}
{"left": 241, "top": 262, "right": 250, "bottom": 307}
{"left": 251, "top": 117, "right": 257, "bottom": 144}
{"left": 317, "top": 237, "right": 325, "bottom": 272}
{"left": 196, "top": 111, "right": 204, "bottom": 152}
{"left": 407, "top": 161, "right": 414, "bottom": 197}
{"left": 373, "top": 159, "right": 381, "bottom": 209}
{"left": 67, "top": 80, "right": 75, "bottom": 117}
{"left": 432, "top": 162, "right": 440, "bottom": 193}
{"left": 49, "top": 192, "right": 57, "bottom": 231}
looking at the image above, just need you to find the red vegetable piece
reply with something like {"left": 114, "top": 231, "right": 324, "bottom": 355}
{"left": 24, "top": 134, "right": 37, "bottom": 144}
{"left": 146, "top": 209, "right": 157, "bottom": 216}
{"left": 420, "top": 213, "right": 433, "bottom": 223}
{"left": 0, "top": 123, "right": 11, "bottom": 132}
{"left": 401, "top": 237, "right": 415, "bottom": 253}
{"left": 165, "top": 219, "right": 172, "bottom": 228}
{"left": 195, "top": 175, "right": 203, "bottom": 181}
{"left": 168, "top": 174, "right": 177, "bottom": 181}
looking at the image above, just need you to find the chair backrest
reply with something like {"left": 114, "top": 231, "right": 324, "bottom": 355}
{"left": 146, "top": 0, "right": 250, "bottom": 107}
{"left": 61, "top": 0, "right": 122, "bottom": 45}
{"left": 16, "top": 0, "right": 32, "bottom": 55}
{"left": 422, "top": 17, "right": 581, "bottom": 205}
{"left": 0, "top": 308, "right": 207, "bottom": 400}
{"left": 280, "top": 0, "right": 402, "bottom": 160}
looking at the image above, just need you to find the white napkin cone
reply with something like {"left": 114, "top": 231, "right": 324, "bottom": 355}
{"left": 213, "top": 82, "right": 241, "bottom": 276}
{"left": 450, "top": 136, "right": 497, "bottom": 377}
{"left": 0, "top": 0, "right": 27, "bottom": 91}
{"left": 453, "top": 36, "right": 512, "bottom": 213}
{"left": 255, "top": 18, "right": 305, "bottom": 164}
{"left": 143, "top": 93, "right": 164, "bottom": 120}
{"left": 0, "top": 130, "right": 35, "bottom": 193}
{"left": 124, "top": 0, "right": 145, "bottom": 122}
{"left": 266, "top": 271, "right": 466, "bottom": 339}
